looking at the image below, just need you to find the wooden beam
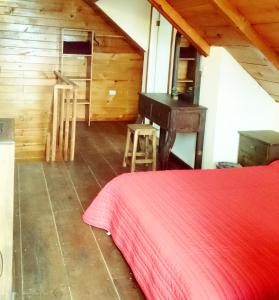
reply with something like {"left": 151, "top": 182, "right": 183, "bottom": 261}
{"left": 211, "top": 0, "right": 279, "bottom": 71}
{"left": 148, "top": 0, "right": 210, "bottom": 56}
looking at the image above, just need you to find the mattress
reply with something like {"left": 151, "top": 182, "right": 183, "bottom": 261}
{"left": 83, "top": 162, "right": 279, "bottom": 300}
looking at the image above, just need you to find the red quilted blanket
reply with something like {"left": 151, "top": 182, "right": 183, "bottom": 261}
{"left": 83, "top": 162, "right": 279, "bottom": 300}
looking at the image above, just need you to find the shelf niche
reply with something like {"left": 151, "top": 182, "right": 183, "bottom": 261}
{"left": 63, "top": 41, "right": 92, "bottom": 55}
{"left": 172, "top": 33, "right": 201, "bottom": 104}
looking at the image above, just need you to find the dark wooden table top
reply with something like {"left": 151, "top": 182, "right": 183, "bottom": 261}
{"left": 140, "top": 93, "right": 207, "bottom": 110}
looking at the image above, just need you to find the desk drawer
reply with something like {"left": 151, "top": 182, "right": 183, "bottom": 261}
{"left": 151, "top": 103, "right": 170, "bottom": 128}
{"left": 174, "top": 111, "right": 201, "bottom": 132}
{"left": 238, "top": 135, "right": 268, "bottom": 166}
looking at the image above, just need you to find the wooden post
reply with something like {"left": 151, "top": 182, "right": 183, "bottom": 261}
{"left": 51, "top": 86, "right": 59, "bottom": 162}
{"left": 88, "top": 30, "right": 94, "bottom": 127}
{"left": 131, "top": 131, "right": 139, "bottom": 172}
{"left": 51, "top": 71, "right": 78, "bottom": 162}
{"left": 59, "top": 89, "right": 65, "bottom": 152}
{"left": 70, "top": 88, "right": 77, "bottom": 161}
{"left": 152, "top": 131, "right": 157, "bottom": 171}
{"left": 64, "top": 90, "right": 70, "bottom": 161}
{"left": 123, "top": 128, "right": 131, "bottom": 167}
{"left": 46, "top": 133, "right": 51, "bottom": 162}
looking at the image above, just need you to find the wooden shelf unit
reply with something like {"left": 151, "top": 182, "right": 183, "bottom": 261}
{"left": 172, "top": 33, "right": 201, "bottom": 104}
{"left": 61, "top": 28, "right": 94, "bottom": 126}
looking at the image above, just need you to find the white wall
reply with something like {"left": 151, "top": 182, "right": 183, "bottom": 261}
{"left": 197, "top": 47, "right": 279, "bottom": 169}
{"left": 205, "top": 48, "right": 279, "bottom": 168}
{"left": 146, "top": 10, "right": 173, "bottom": 93}
{"left": 96, "top": 0, "right": 151, "bottom": 50}
{"left": 171, "top": 49, "right": 224, "bottom": 168}
{"left": 96, "top": 0, "right": 151, "bottom": 93}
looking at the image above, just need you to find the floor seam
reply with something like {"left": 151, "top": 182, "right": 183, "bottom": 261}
{"left": 91, "top": 135, "right": 120, "bottom": 176}
{"left": 63, "top": 159, "right": 122, "bottom": 300}
{"left": 40, "top": 163, "right": 74, "bottom": 300}
{"left": 17, "top": 164, "right": 23, "bottom": 300}
{"left": 98, "top": 151, "right": 118, "bottom": 176}
{"left": 79, "top": 151, "right": 103, "bottom": 188}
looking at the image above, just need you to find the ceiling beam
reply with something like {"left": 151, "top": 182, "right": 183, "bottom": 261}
{"left": 211, "top": 0, "right": 279, "bottom": 70}
{"left": 148, "top": 0, "right": 210, "bottom": 56}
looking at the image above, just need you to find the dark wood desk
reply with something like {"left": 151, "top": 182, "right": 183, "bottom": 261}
{"left": 137, "top": 93, "right": 207, "bottom": 169}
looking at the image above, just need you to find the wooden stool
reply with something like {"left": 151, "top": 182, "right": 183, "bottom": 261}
{"left": 123, "top": 124, "right": 157, "bottom": 172}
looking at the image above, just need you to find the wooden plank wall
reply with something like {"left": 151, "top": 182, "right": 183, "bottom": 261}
{"left": 0, "top": 0, "right": 143, "bottom": 161}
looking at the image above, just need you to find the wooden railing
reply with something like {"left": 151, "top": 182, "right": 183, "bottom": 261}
{"left": 46, "top": 71, "right": 78, "bottom": 162}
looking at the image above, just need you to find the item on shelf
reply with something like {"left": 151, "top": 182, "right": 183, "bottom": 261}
{"left": 171, "top": 87, "right": 179, "bottom": 100}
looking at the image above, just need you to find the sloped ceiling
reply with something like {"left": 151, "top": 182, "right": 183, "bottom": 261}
{"left": 148, "top": 0, "right": 279, "bottom": 102}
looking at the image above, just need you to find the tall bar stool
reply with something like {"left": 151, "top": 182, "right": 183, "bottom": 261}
{"left": 123, "top": 124, "right": 157, "bottom": 172}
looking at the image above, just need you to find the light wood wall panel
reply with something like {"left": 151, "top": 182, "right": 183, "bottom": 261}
{"left": 0, "top": 0, "right": 143, "bottom": 161}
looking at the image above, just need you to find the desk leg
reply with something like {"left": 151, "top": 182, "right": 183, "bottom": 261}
{"left": 158, "top": 129, "right": 166, "bottom": 169}
{"left": 159, "top": 129, "right": 166, "bottom": 153}
{"left": 160, "top": 129, "right": 176, "bottom": 169}
{"left": 194, "top": 132, "right": 204, "bottom": 169}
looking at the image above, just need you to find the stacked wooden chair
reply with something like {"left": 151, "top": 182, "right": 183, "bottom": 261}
{"left": 46, "top": 71, "right": 78, "bottom": 162}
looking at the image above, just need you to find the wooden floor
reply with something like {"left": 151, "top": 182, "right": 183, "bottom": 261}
{"left": 13, "top": 122, "right": 184, "bottom": 300}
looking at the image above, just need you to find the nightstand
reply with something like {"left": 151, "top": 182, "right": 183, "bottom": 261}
{"left": 238, "top": 130, "right": 279, "bottom": 166}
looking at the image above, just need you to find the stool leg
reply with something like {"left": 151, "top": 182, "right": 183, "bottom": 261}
{"left": 152, "top": 131, "right": 157, "bottom": 171}
{"left": 123, "top": 129, "right": 131, "bottom": 167}
{"left": 131, "top": 131, "right": 139, "bottom": 172}
{"left": 145, "top": 135, "right": 149, "bottom": 163}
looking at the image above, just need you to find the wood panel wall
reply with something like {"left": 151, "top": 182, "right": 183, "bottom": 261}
{"left": 0, "top": 0, "right": 143, "bottom": 160}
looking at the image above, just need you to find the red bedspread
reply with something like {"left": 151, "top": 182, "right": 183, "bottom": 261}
{"left": 83, "top": 162, "right": 279, "bottom": 300}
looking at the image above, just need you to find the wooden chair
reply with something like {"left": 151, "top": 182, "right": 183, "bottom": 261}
{"left": 123, "top": 124, "right": 157, "bottom": 172}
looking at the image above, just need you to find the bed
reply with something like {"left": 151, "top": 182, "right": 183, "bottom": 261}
{"left": 83, "top": 162, "right": 279, "bottom": 300}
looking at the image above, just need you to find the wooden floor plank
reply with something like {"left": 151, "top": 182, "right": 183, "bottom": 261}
{"left": 113, "top": 277, "right": 146, "bottom": 300}
{"left": 22, "top": 287, "right": 71, "bottom": 300}
{"left": 19, "top": 163, "right": 52, "bottom": 216}
{"left": 53, "top": 209, "right": 119, "bottom": 300}
{"left": 77, "top": 122, "right": 133, "bottom": 175}
{"left": 13, "top": 164, "right": 22, "bottom": 300}
{"left": 79, "top": 146, "right": 117, "bottom": 187}
{"left": 42, "top": 162, "right": 119, "bottom": 300}
{"left": 64, "top": 153, "right": 101, "bottom": 210}
{"left": 75, "top": 124, "right": 118, "bottom": 184}
{"left": 18, "top": 163, "right": 70, "bottom": 299}
{"left": 94, "top": 121, "right": 128, "bottom": 154}
{"left": 93, "top": 228, "right": 132, "bottom": 279}
{"left": 42, "top": 162, "right": 82, "bottom": 213}
{"left": 72, "top": 123, "right": 146, "bottom": 299}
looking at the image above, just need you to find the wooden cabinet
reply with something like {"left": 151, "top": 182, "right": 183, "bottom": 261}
{"left": 238, "top": 130, "right": 279, "bottom": 166}
{"left": 0, "top": 119, "right": 15, "bottom": 300}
